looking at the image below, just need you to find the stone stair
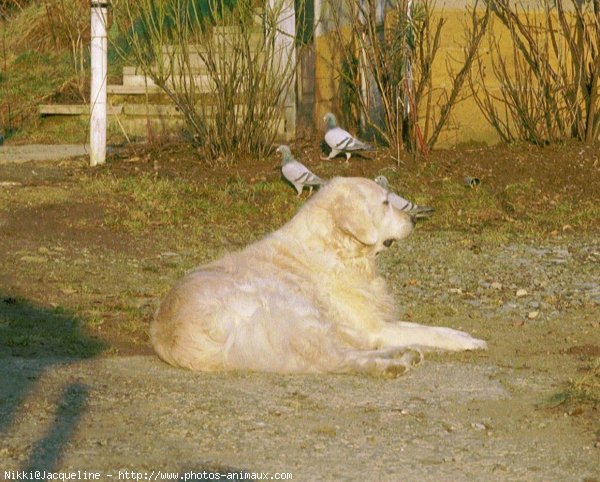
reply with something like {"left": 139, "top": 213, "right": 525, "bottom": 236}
{"left": 39, "top": 26, "right": 294, "bottom": 141}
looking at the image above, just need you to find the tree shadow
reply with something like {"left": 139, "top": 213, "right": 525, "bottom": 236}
{"left": 21, "top": 382, "right": 89, "bottom": 474}
{"left": 0, "top": 292, "right": 104, "bottom": 468}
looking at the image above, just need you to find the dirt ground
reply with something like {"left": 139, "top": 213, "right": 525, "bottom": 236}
{"left": 0, "top": 141, "right": 599, "bottom": 481}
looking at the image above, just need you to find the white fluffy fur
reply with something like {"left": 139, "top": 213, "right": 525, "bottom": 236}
{"left": 151, "top": 177, "right": 486, "bottom": 376}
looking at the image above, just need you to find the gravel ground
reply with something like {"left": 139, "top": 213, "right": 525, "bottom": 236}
{"left": 0, "top": 355, "right": 597, "bottom": 482}
{"left": 1, "top": 232, "right": 599, "bottom": 482}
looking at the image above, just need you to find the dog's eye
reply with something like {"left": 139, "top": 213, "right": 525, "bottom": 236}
{"left": 383, "top": 200, "right": 389, "bottom": 206}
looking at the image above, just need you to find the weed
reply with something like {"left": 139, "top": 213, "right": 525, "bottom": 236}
{"left": 546, "top": 358, "right": 600, "bottom": 407}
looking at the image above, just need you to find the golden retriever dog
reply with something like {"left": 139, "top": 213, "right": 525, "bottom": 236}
{"left": 151, "top": 177, "right": 487, "bottom": 376}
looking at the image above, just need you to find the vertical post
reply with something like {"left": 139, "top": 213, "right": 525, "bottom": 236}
{"left": 90, "top": 1, "right": 109, "bottom": 167}
{"left": 358, "top": 0, "right": 385, "bottom": 140}
{"left": 404, "top": 0, "right": 414, "bottom": 127}
{"left": 271, "top": 0, "right": 296, "bottom": 141}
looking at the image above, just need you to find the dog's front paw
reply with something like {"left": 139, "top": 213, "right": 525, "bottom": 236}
{"left": 462, "top": 336, "right": 487, "bottom": 351}
{"left": 433, "top": 327, "right": 488, "bottom": 351}
{"left": 471, "top": 337, "right": 487, "bottom": 350}
{"left": 450, "top": 331, "right": 487, "bottom": 351}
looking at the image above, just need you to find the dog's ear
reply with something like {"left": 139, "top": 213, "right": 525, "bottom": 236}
{"left": 333, "top": 192, "right": 378, "bottom": 246}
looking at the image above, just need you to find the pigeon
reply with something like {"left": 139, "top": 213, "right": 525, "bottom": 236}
{"left": 322, "top": 112, "right": 374, "bottom": 161}
{"left": 375, "top": 175, "right": 434, "bottom": 219}
{"left": 277, "top": 145, "right": 326, "bottom": 197}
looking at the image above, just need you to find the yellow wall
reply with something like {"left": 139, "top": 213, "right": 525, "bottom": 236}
{"left": 313, "top": 5, "right": 572, "bottom": 147}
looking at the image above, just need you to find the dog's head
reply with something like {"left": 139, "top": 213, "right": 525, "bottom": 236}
{"left": 310, "top": 177, "right": 415, "bottom": 255}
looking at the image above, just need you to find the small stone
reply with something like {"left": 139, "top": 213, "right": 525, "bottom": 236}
{"left": 516, "top": 289, "right": 528, "bottom": 297}
{"left": 491, "top": 281, "right": 503, "bottom": 290}
{"left": 528, "top": 311, "right": 540, "bottom": 319}
{"left": 160, "top": 252, "right": 179, "bottom": 258}
{"left": 471, "top": 422, "right": 486, "bottom": 431}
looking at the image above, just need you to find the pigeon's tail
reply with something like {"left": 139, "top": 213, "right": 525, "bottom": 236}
{"left": 391, "top": 196, "right": 435, "bottom": 219}
{"left": 341, "top": 138, "right": 373, "bottom": 152}
{"left": 411, "top": 206, "right": 435, "bottom": 219}
{"left": 308, "top": 175, "right": 327, "bottom": 187}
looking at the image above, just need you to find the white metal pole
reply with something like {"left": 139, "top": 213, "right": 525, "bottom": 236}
{"left": 90, "top": 1, "right": 109, "bottom": 167}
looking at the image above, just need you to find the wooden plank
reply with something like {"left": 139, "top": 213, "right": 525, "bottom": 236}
{"left": 39, "top": 105, "right": 124, "bottom": 115}
{"left": 39, "top": 105, "right": 87, "bottom": 115}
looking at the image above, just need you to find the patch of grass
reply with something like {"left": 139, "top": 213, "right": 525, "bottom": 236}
{"left": 0, "top": 186, "right": 73, "bottom": 209}
{"left": 546, "top": 358, "right": 600, "bottom": 408}
{"left": 84, "top": 173, "right": 299, "bottom": 246}
{"left": 85, "top": 174, "right": 210, "bottom": 232}
{"left": 383, "top": 168, "right": 599, "bottom": 237}
{"left": 0, "top": 49, "right": 75, "bottom": 138}
{"left": 16, "top": 116, "right": 90, "bottom": 145}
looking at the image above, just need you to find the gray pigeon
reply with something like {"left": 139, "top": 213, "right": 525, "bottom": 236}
{"left": 277, "top": 145, "right": 325, "bottom": 197}
{"left": 375, "top": 175, "right": 434, "bottom": 219}
{"left": 322, "top": 112, "right": 373, "bottom": 161}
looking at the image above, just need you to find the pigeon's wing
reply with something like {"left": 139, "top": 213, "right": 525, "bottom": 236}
{"left": 325, "top": 127, "right": 372, "bottom": 152}
{"left": 388, "top": 192, "right": 434, "bottom": 218}
{"left": 388, "top": 192, "right": 417, "bottom": 212}
{"left": 282, "top": 161, "right": 324, "bottom": 186}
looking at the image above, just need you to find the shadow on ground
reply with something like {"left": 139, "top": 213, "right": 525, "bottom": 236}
{"left": 0, "top": 293, "right": 104, "bottom": 472}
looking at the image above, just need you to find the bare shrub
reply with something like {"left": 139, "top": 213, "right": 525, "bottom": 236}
{"left": 113, "top": 0, "right": 298, "bottom": 164}
{"left": 471, "top": 0, "right": 600, "bottom": 144}
{"left": 327, "top": 0, "right": 489, "bottom": 159}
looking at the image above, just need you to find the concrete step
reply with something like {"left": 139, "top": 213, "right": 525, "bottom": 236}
{"left": 107, "top": 84, "right": 163, "bottom": 95}
{"left": 38, "top": 102, "right": 292, "bottom": 141}
{"left": 121, "top": 73, "right": 215, "bottom": 92}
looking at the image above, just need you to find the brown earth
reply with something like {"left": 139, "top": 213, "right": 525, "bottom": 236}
{"left": 0, "top": 141, "right": 599, "bottom": 480}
